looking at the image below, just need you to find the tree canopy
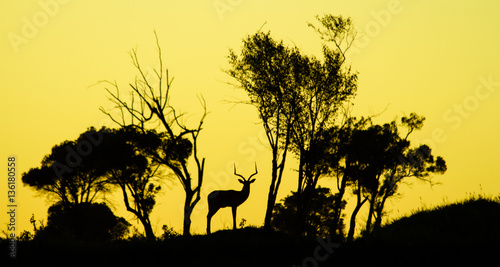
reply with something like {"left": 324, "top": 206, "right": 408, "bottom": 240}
{"left": 329, "top": 114, "right": 447, "bottom": 240}
{"left": 22, "top": 127, "right": 108, "bottom": 207}
{"left": 97, "top": 126, "right": 165, "bottom": 240}
{"left": 227, "top": 15, "right": 358, "bottom": 233}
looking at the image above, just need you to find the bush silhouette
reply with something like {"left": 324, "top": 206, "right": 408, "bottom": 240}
{"left": 271, "top": 187, "right": 346, "bottom": 238}
{"left": 36, "top": 202, "right": 130, "bottom": 243}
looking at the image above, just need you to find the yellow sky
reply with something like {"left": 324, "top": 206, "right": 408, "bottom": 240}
{"left": 1, "top": 0, "right": 500, "bottom": 236}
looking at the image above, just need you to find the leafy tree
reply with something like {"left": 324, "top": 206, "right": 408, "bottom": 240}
{"left": 36, "top": 202, "right": 130, "bottom": 242}
{"left": 367, "top": 114, "right": 447, "bottom": 232}
{"left": 341, "top": 120, "right": 401, "bottom": 241}
{"left": 227, "top": 15, "right": 357, "bottom": 233}
{"left": 290, "top": 15, "right": 357, "bottom": 236}
{"left": 96, "top": 126, "right": 165, "bottom": 241}
{"left": 331, "top": 114, "right": 447, "bottom": 241}
{"left": 23, "top": 126, "right": 166, "bottom": 240}
{"left": 227, "top": 31, "right": 301, "bottom": 229}
{"left": 271, "top": 187, "right": 346, "bottom": 239}
{"left": 100, "top": 33, "right": 207, "bottom": 236}
{"left": 318, "top": 117, "right": 370, "bottom": 240}
{"left": 22, "top": 127, "right": 108, "bottom": 207}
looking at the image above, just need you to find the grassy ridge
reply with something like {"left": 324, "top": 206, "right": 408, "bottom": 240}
{"left": 332, "top": 196, "right": 500, "bottom": 266}
{"left": 365, "top": 197, "right": 500, "bottom": 245}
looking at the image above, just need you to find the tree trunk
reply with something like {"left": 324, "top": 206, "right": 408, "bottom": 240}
{"left": 296, "top": 182, "right": 316, "bottom": 237}
{"left": 263, "top": 192, "right": 276, "bottom": 229}
{"left": 263, "top": 152, "right": 279, "bottom": 230}
{"left": 295, "top": 152, "right": 308, "bottom": 237}
{"left": 140, "top": 217, "right": 156, "bottom": 241}
{"left": 264, "top": 141, "right": 290, "bottom": 230}
{"left": 373, "top": 192, "right": 390, "bottom": 230}
{"left": 347, "top": 186, "right": 368, "bottom": 242}
{"left": 119, "top": 184, "right": 156, "bottom": 240}
{"left": 263, "top": 114, "right": 292, "bottom": 230}
{"left": 331, "top": 174, "right": 347, "bottom": 238}
{"left": 183, "top": 190, "right": 194, "bottom": 236}
{"left": 373, "top": 211, "right": 383, "bottom": 230}
{"left": 365, "top": 194, "right": 376, "bottom": 234}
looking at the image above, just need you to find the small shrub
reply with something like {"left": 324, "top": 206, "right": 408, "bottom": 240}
{"left": 161, "top": 225, "right": 180, "bottom": 240}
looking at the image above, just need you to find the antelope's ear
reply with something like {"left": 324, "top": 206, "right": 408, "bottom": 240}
{"left": 249, "top": 179, "right": 256, "bottom": 183}
{"left": 238, "top": 179, "right": 245, "bottom": 184}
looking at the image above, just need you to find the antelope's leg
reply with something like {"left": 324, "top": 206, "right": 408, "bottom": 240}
{"left": 232, "top": 206, "right": 237, "bottom": 230}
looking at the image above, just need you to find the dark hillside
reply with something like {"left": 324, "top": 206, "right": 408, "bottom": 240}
{"left": 331, "top": 197, "right": 500, "bottom": 266}
{"left": 3, "top": 227, "right": 317, "bottom": 267}
{"left": 3, "top": 198, "right": 500, "bottom": 266}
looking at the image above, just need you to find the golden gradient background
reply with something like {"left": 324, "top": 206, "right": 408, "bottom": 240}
{"left": 1, "top": 0, "right": 499, "bottom": 236}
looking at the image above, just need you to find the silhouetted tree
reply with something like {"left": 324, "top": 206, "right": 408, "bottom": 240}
{"left": 100, "top": 33, "right": 207, "bottom": 236}
{"left": 271, "top": 187, "right": 346, "bottom": 239}
{"left": 22, "top": 126, "right": 165, "bottom": 240}
{"left": 22, "top": 127, "right": 108, "bottom": 208}
{"left": 96, "top": 127, "right": 165, "bottom": 241}
{"left": 341, "top": 120, "right": 399, "bottom": 241}
{"left": 227, "top": 15, "right": 357, "bottom": 233}
{"left": 332, "top": 114, "right": 447, "bottom": 241}
{"left": 325, "top": 117, "right": 370, "bottom": 241}
{"left": 36, "top": 202, "right": 130, "bottom": 242}
{"left": 227, "top": 31, "right": 300, "bottom": 230}
{"left": 367, "top": 114, "right": 447, "bottom": 232}
{"left": 290, "top": 15, "right": 357, "bottom": 236}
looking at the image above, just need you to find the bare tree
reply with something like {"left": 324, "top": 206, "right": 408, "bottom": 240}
{"left": 100, "top": 32, "right": 207, "bottom": 236}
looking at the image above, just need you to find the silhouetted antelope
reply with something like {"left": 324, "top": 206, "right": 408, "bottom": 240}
{"left": 206, "top": 163, "right": 257, "bottom": 234}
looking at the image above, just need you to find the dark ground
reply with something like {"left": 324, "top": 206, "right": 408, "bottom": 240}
{"left": 3, "top": 197, "right": 500, "bottom": 266}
